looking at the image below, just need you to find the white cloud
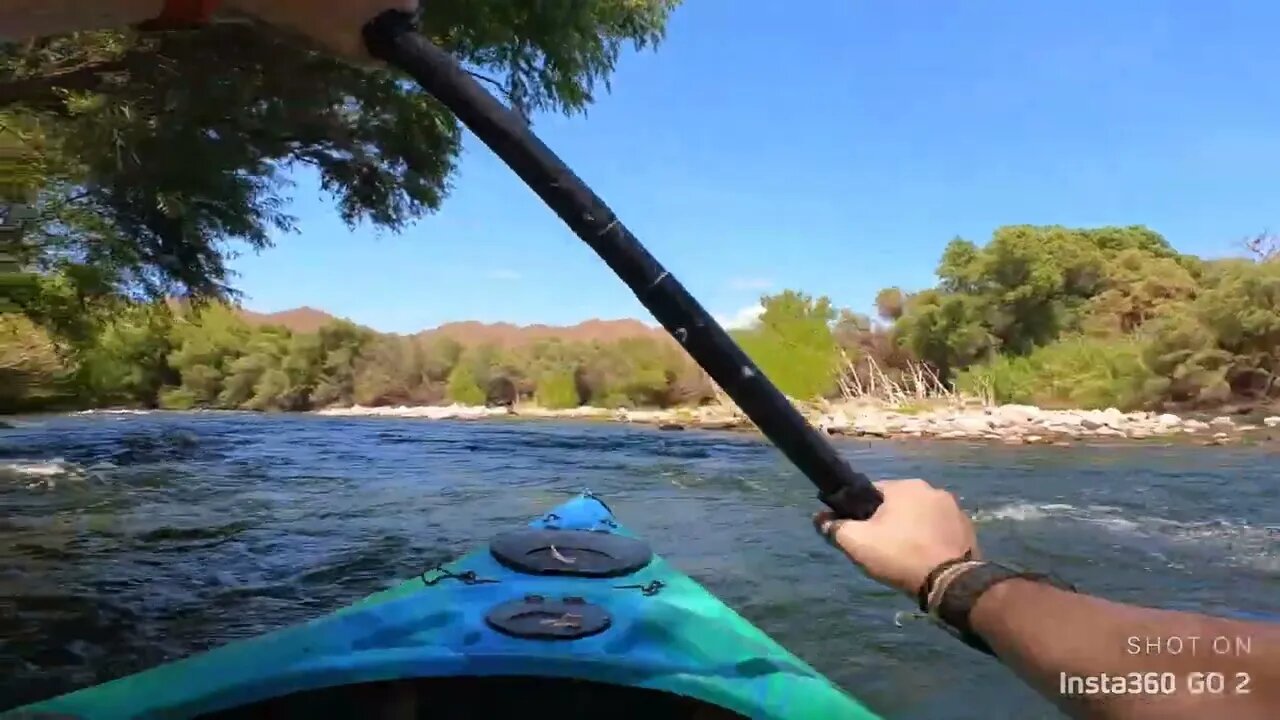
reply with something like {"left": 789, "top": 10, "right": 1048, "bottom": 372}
{"left": 727, "top": 277, "right": 773, "bottom": 291}
{"left": 485, "top": 268, "right": 522, "bottom": 280}
{"left": 714, "top": 303, "right": 764, "bottom": 330}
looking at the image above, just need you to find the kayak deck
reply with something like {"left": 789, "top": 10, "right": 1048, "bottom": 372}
{"left": 9, "top": 493, "right": 880, "bottom": 719}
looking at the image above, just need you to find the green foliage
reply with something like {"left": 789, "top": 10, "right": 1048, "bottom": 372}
{"left": 1133, "top": 258, "right": 1280, "bottom": 405}
{"left": 901, "top": 226, "right": 1172, "bottom": 369}
{"left": 0, "top": 297, "right": 713, "bottom": 414}
{"left": 0, "top": 312, "right": 73, "bottom": 410}
{"left": 16, "top": 216, "right": 1280, "bottom": 416}
{"left": 874, "top": 288, "right": 906, "bottom": 321}
{"left": 1081, "top": 249, "right": 1199, "bottom": 336}
{"left": 2, "top": 3, "right": 678, "bottom": 305}
{"left": 575, "top": 337, "right": 674, "bottom": 407}
{"left": 536, "top": 370, "right": 581, "bottom": 409}
{"left": 446, "top": 363, "right": 486, "bottom": 405}
{"left": 957, "top": 337, "right": 1156, "bottom": 410}
{"left": 157, "top": 386, "right": 197, "bottom": 410}
{"left": 74, "top": 301, "right": 173, "bottom": 406}
{"left": 894, "top": 290, "right": 996, "bottom": 378}
{"left": 881, "top": 224, "right": 1280, "bottom": 410}
{"left": 734, "top": 291, "right": 840, "bottom": 400}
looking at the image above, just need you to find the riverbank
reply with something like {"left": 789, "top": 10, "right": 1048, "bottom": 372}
{"left": 313, "top": 400, "right": 1280, "bottom": 445}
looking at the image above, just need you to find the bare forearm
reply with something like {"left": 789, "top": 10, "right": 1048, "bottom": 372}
{"left": 0, "top": 0, "right": 162, "bottom": 39}
{"left": 971, "top": 579, "right": 1280, "bottom": 719}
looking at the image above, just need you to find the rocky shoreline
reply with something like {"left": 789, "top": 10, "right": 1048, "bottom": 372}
{"left": 314, "top": 401, "right": 1280, "bottom": 445}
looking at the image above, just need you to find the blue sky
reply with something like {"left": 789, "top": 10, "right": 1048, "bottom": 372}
{"left": 231, "top": 0, "right": 1280, "bottom": 334}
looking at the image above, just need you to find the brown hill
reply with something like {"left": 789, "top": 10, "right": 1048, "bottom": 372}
{"left": 236, "top": 305, "right": 669, "bottom": 346}
{"left": 419, "top": 318, "right": 669, "bottom": 347}
{"left": 238, "top": 306, "right": 346, "bottom": 334}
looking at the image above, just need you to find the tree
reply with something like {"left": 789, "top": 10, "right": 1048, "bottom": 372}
{"left": 891, "top": 225, "right": 1183, "bottom": 380}
{"left": 893, "top": 290, "right": 996, "bottom": 380}
{"left": 1, "top": 3, "right": 679, "bottom": 307}
{"left": 536, "top": 369, "right": 580, "bottom": 409}
{"left": 1193, "top": 259, "right": 1280, "bottom": 398}
{"left": 74, "top": 301, "right": 174, "bottom": 406}
{"left": 0, "top": 312, "right": 70, "bottom": 411}
{"left": 874, "top": 288, "right": 906, "bottom": 322}
{"left": 419, "top": 336, "right": 462, "bottom": 383}
{"left": 734, "top": 290, "right": 840, "bottom": 400}
{"left": 166, "top": 304, "right": 252, "bottom": 405}
{"left": 957, "top": 336, "right": 1155, "bottom": 410}
{"left": 1081, "top": 249, "right": 1198, "bottom": 336}
{"left": 574, "top": 337, "right": 674, "bottom": 407}
{"left": 1141, "top": 313, "right": 1230, "bottom": 405}
{"left": 309, "top": 321, "right": 373, "bottom": 407}
{"left": 486, "top": 376, "right": 517, "bottom": 407}
{"left": 352, "top": 335, "right": 428, "bottom": 405}
{"left": 446, "top": 363, "right": 485, "bottom": 405}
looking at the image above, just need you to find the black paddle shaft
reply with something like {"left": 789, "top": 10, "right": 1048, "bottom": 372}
{"left": 362, "top": 11, "right": 882, "bottom": 520}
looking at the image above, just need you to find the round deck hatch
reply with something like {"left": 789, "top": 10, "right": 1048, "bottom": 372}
{"left": 489, "top": 529, "right": 651, "bottom": 577}
{"left": 486, "top": 595, "right": 611, "bottom": 640}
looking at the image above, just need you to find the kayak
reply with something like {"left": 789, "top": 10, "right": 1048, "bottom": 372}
{"left": 8, "top": 492, "right": 881, "bottom": 719}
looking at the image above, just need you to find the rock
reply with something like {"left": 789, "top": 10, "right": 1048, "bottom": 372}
{"left": 994, "top": 404, "right": 1042, "bottom": 424}
{"left": 658, "top": 423, "right": 685, "bottom": 431}
{"left": 1051, "top": 412, "right": 1085, "bottom": 426}
{"left": 1002, "top": 436, "right": 1025, "bottom": 445}
{"left": 936, "top": 430, "right": 968, "bottom": 440}
{"left": 1210, "top": 416, "right": 1234, "bottom": 427}
{"left": 1156, "top": 413, "right": 1182, "bottom": 426}
{"left": 1183, "top": 419, "right": 1209, "bottom": 432}
{"left": 1237, "top": 424, "right": 1259, "bottom": 432}
{"left": 1081, "top": 418, "right": 1105, "bottom": 430}
{"left": 1042, "top": 423, "right": 1081, "bottom": 437}
{"left": 816, "top": 413, "right": 848, "bottom": 434}
{"left": 899, "top": 420, "right": 927, "bottom": 434}
{"left": 1052, "top": 441, "right": 1072, "bottom": 447}
{"left": 1092, "top": 426, "right": 1127, "bottom": 438}
{"left": 954, "top": 416, "right": 994, "bottom": 434}
{"left": 1025, "top": 434, "right": 1044, "bottom": 443}
{"left": 852, "top": 415, "right": 890, "bottom": 437}
{"left": 1213, "top": 431, "right": 1230, "bottom": 440}
{"left": 1265, "top": 416, "right": 1280, "bottom": 428}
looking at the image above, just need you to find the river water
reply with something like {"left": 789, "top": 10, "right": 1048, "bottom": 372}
{"left": 1, "top": 412, "right": 1277, "bottom": 718}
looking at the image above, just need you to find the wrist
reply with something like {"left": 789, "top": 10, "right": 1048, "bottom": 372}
{"left": 968, "top": 576, "right": 1036, "bottom": 638}
{"left": 928, "top": 563, "right": 1076, "bottom": 656}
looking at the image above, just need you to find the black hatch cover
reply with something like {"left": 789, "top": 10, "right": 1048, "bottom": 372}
{"left": 489, "top": 529, "right": 651, "bottom": 577}
{"left": 486, "top": 595, "right": 611, "bottom": 640}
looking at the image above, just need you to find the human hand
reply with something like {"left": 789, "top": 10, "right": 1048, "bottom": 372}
{"left": 814, "top": 478, "right": 979, "bottom": 598}
{"left": 224, "top": 0, "right": 418, "bottom": 58}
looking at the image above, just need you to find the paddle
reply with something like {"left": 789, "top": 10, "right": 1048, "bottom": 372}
{"left": 362, "top": 10, "right": 883, "bottom": 521}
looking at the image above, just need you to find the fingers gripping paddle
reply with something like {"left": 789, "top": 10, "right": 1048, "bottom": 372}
{"left": 362, "top": 11, "right": 882, "bottom": 520}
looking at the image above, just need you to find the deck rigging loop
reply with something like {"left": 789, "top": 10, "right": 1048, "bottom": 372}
{"left": 615, "top": 580, "right": 666, "bottom": 597}
{"left": 419, "top": 565, "right": 500, "bottom": 587}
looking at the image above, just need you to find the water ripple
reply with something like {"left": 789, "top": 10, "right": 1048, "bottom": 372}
{"left": 0, "top": 411, "right": 1277, "bottom": 717}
